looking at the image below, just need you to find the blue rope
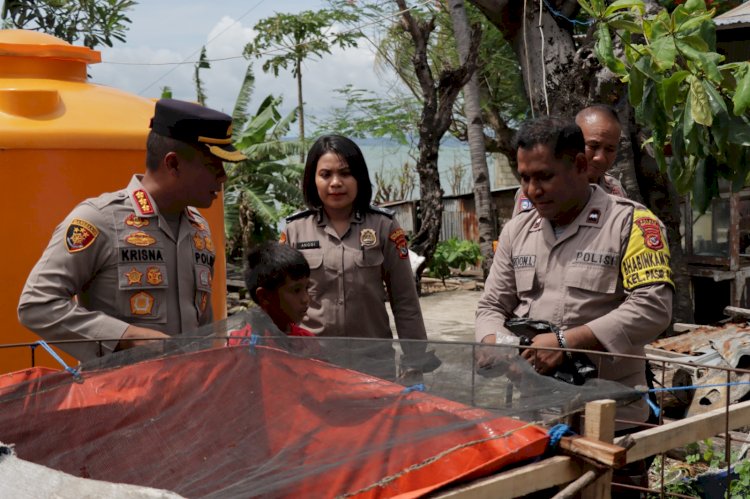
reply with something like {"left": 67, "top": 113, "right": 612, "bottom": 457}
{"left": 241, "top": 334, "right": 260, "bottom": 354}
{"left": 402, "top": 383, "right": 425, "bottom": 394}
{"left": 548, "top": 423, "right": 573, "bottom": 450}
{"left": 35, "top": 341, "right": 82, "bottom": 383}
{"left": 543, "top": 0, "right": 594, "bottom": 27}
{"left": 641, "top": 380, "right": 750, "bottom": 419}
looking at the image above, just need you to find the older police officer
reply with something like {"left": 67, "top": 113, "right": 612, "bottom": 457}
{"left": 18, "top": 99, "right": 246, "bottom": 362}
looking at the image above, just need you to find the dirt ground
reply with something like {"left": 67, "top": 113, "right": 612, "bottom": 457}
{"left": 387, "top": 283, "right": 482, "bottom": 343}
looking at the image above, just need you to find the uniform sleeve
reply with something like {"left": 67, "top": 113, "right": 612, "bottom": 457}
{"left": 381, "top": 218, "right": 428, "bottom": 343}
{"left": 475, "top": 222, "right": 519, "bottom": 342}
{"left": 585, "top": 208, "right": 674, "bottom": 353}
{"left": 17, "top": 203, "right": 130, "bottom": 360}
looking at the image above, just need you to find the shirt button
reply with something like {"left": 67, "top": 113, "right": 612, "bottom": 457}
{"left": 338, "top": 299, "right": 344, "bottom": 305}
{"left": 337, "top": 270, "right": 343, "bottom": 276}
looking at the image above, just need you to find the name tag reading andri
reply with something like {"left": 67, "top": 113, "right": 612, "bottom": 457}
{"left": 296, "top": 241, "right": 320, "bottom": 250}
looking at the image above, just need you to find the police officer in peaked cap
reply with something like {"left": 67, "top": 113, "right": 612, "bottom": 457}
{"left": 18, "top": 99, "right": 246, "bottom": 362}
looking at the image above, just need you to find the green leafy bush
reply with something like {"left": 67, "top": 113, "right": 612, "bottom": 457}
{"left": 427, "top": 239, "right": 482, "bottom": 284}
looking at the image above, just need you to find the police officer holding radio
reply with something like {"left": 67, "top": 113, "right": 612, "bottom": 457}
{"left": 476, "top": 115, "right": 674, "bottom": 496}
{"left": 18, "top": 99, "right": 246, "bottom": 362}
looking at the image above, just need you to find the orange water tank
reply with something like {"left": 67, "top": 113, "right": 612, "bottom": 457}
{"left": 0, "top": 30, "right": 228, "bottom": 373}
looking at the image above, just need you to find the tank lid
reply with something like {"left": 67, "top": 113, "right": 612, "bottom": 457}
{"left": 0, "top": 30, "right": 100, "bottom": 64}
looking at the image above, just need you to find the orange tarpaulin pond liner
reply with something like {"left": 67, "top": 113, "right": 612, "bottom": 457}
{"left": 0, "top": 346, "right": 549, "bottom": 498}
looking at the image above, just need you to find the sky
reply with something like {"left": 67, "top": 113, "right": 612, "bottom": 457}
{"left": 89, "top": 0, "right": 401, "bottom": 126}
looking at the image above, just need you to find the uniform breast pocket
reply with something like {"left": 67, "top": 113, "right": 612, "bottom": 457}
{"left": 354, "top": 247, "right": 384, "bottom": 270}
{"left": 564, "top": 265, "right": 618, "bottom": 294}
{"left": 514, "top": 268, "right": 535, "bottom": 293}
{"left": 117, "top": 263, "right": 168, "bottom": 323}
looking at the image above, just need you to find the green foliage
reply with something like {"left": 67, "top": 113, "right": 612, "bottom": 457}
{"left": 244, "top": 8, "right": 362, "bottom": 78}
{"left": 194, "top": 46, "right": 210, "bottom": 106}
{"left": 1, "top": 0, "right": 136, "bottom": 48}
{"left": 585, "top": 0, "right": 750, "bottom": 212}
{"left": 160, "top": 86, "right": 172, "bottom": 99}
{"left": 427, "top": 238, "right": 482, "bottom": 283}
{"left": 224, "top": 94, "right": 304, "bottom": 258}
{"left": 313, "top": 85, "right": 420, "bottom": 145}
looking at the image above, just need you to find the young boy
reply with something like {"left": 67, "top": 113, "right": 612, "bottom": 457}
{"left": 228, "top": 242, "right": 315, "bottom": 348}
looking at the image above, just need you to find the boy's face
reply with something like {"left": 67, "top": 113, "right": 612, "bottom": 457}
{"left": 264, "top": 276, "right": 310, "bottom": 328}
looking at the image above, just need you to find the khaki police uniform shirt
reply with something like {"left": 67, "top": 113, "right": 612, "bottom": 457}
{"left": 477, "top": 185, "right": 673, "bottom": 423}
{"left": 18, "top": 175, "right": 215, "bottom": 362}
{"left": 282, "top": 208, "right": 427, "bottom": 343}
{"left": 511, "top": 173, "right": 627, "bottom": 217}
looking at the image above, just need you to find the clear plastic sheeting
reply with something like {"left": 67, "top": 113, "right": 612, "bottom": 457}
{"left": 0, "top": 309, "right": 641, "bottom": 498}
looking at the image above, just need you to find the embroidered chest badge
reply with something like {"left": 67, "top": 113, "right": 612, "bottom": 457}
{"left": 65, "top": 219, "right": 99, "bottom": 253}
{"left": 132, "top": 189, "right": 155, "bottom": 215}
{"left": 126, "top": 231, "right": 156, "bottom": 247}
{"left": 130, "top": 291, "right": 154, "bottom": 315}
{"left": 360, "top": 228, "right": 377, "bottom": 247}
{"left": 190, "top": 221, "right": 206, "bottom": 231}
{"left": 530, "top": 217, "right": 543, "bottom": 232}
{"left": 193, "top": 233, "right": 205, "bottom": 251}
{"left": 124, "top": 267, "right": 143, "bottom": 285}
{"left": 635, "top": 216, "right": 664, "bottom": 250}
{"left": 125, "top": 213, "right": 150, "bottom": 228}
{"left": 146, "top": 266, "right": 163, "bottom": 285}
{"left": 388, "top": 228, "right": 409, "bottom": 259}
{"left": 204, "top": 236, "right": 215, "bottom": 253}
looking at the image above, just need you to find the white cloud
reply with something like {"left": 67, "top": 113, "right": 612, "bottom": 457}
{"left": 89, "top": 5, "right": 404, "bottom": 134}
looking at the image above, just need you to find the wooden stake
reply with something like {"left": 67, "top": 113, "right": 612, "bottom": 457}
{"left": 581, "top": 400, "right": 616, "bottom": 499}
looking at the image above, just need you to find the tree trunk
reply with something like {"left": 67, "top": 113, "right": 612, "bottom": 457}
{"left": 469, "top": 0, "right": 693, "bottom": 323}
{"left": 448, "top": 0, "right": 496, "bottom": 279}
{"left": 394, "top": 0, "right": 478, "bottom": 290}
{"left": 296, "top": 58, "right": 305, "bottom": 163}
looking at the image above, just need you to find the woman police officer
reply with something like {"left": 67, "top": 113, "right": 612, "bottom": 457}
{"left": 281, "top": 134, "right": 434, "bottom": 380}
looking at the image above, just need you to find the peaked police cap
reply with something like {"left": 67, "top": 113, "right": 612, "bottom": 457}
{"left": 150, "top": 99, "right": 246, "bottom": 162}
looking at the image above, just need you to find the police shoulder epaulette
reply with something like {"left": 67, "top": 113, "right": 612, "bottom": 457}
{"left": 368, "top": 205, "right": 395, "bottom": 218}
{"left": 285, "top": 209, "right": 314, "bottom": 223}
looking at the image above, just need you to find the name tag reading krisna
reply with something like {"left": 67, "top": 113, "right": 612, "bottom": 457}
{"left": 296, "top": 241, "right": 320, "bottom": 250}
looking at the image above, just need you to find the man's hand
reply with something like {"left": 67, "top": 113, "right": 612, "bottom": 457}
{"left": 117, "top": 325, "right": 170, "bottom": 351}
{"left": 475, "top": 334, "right": 501, "bottom": 369}
{"left": 520, "top": 332, "right": 564, "bottom": 374}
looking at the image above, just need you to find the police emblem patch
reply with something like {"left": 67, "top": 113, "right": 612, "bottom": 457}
{"left": 132, "top": 189, "right": 155, "bottom": 215}
{"left": 190, "top": 221, "right": 206, "bottom": 231}
{"left": 193, "top": 233, "right": 205, "bottom": 251}
{"left": 531, "top": 217, "right": 543, "bottom": 231}
{"left": 65, "top": 218, "right": 99, "bottom": 253}
{"left": 635, "top": 216, "right": 664, "bottom": 250}
{"left": 388, "top": 228, "right": 409, "bottom": 259}
{"left": 125, "top": 231, "right": 156, "bottom": 247}
{"left": 146, "top": 266, "right": 163, "bottom": 285}
{"left": 520, "top": 198, "right": 533, "bottom": 211}
{"left": 124, "top": 213, "right": 150, "bottom": 228}
{"left": 204, "top": 236, "right": 215, "bottom": 253}
{"left": 360, "top": 228, "right": 377, "bottom": 247}
{"left": 199, "top": 269, "right": 211, "bottom": 287}
{"left": 124, "top": 267, "right": 143, "bottom": 285}
{"left": 130, "top": 291, "right": 154, "bottom": 315}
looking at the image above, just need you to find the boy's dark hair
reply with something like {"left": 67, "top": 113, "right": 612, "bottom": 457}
{"left": 302, "top": 134, "right": 373, "bottom": 213}
{"left": 513, "top": 115, "right": 584, "bottom": 165}
{"left": 244, "top": 242, "right": 310, "bottom": 304}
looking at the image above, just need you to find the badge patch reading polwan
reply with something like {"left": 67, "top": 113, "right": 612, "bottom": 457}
{"left": 621, "top": 209, "right": 674, "bottom": 290}
{"left": 66, "top": 219, "right": 99, "bottom": 253}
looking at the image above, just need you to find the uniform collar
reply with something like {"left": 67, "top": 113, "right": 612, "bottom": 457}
{"left": 315, "top": 208, "right": 365, "bottom": 226}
